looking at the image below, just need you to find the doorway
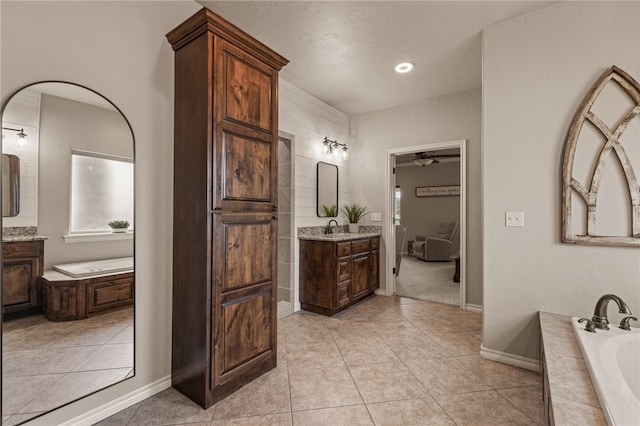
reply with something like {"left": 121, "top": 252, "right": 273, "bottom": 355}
{"left": 385, "top": 140, "right": 467, "bottom": 308}
{"left": 277, "top": 136, "right": 294, "bottom": 319}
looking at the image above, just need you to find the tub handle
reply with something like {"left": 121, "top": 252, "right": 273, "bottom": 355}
{"left": 578, "top": 318, "right": 597, "bottom": 333}
{"left": 619, "top": 316, "right": 637, "bottom": 331}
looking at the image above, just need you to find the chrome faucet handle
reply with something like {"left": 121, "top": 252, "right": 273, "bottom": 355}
{"left": 578, "top": 318, "right": 597, "bottom": 333}
{"left": 619, "top": 316, "right": 638, "bottom": 331}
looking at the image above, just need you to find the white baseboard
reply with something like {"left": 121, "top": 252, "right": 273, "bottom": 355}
{"left": 480, "top": 345, "right": 540, "bottom": 372}
{"left": 375, "top": 288, "right": 392, "bottom": 296}
{"left": 465, "top": 303, "right": 483, "bottom": 313}
{"left": 59, "top": 375, "right": 172, "bottom": 426}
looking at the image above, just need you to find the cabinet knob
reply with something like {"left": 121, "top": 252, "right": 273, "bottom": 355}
{"left": 272, "top": 215, "right": 278, "bottom": 220}
{"left": 272, "top": 204, "right": 278, "bottom": 210}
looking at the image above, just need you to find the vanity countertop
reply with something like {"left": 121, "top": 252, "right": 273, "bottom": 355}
{"left": 298, "top": 232, "right": 380, "bottom": 242}
{"left": 3, "top": 235, "right": 50, "bottom": 242}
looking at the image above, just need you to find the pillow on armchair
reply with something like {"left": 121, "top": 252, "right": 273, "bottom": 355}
{"left": 411, "top": 222, "right": 458, "bottom": 262}
{"left": 435, "top": 221, "right": 457, "bottom": 241}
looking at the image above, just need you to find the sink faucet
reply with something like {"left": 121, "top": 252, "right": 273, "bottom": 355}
{"left": 325, "top": 219, "right": 339, "bottom": 234}
{"left": 591, "top": 294, "right": 632, "bottom": 330}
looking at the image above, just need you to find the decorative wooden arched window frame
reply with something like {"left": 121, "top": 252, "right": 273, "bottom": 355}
{"left": 562, "top": 66, "right": 640, "bottom": 247}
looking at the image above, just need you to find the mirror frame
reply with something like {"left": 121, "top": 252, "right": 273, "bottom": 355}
{"left": 1, "top": 80, "right": 136, "bottom": 423}
{"left": 316, "top": 161, "right": 338, "bottom": 217}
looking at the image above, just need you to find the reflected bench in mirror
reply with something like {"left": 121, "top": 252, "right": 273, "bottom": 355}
{"left": 41, "top": 257, "right": 134, "bottom": 321}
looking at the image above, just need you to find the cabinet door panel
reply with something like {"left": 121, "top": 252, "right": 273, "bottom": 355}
{"left": 221, "top": 131, "right": 272, "bottom": 203}
{"left": 2, "top": 261, "right": 33, "bottom": 306}
{"left": 220, "top": 40, "right": 274, "bottom": 132}
{"left": 352, "top": 253, "right": 370, "bottom": 298}
{"left": 220, "top": 289, "right": 272, "bottom": 375}
{"left": 217, "top": 214, "right": 274, "bottom": 292}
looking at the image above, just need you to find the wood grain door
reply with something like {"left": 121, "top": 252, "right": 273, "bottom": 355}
{"left": 211, "top": 212, "right": 277, "bottom": 388}
{"left": 351, "top": 253, "right": 370, "bottom": 299}
{"left": 213, "top": 37, "right": 279, "bottom": 212}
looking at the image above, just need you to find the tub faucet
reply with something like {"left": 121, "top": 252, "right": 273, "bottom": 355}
{"left": 325, "top": 219, "right": 339, "bottom": 234}
{"left": 591, "top": 294, "right": 632, "bottom": 330}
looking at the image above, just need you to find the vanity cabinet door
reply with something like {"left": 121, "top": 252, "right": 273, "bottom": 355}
{"left": 351, "top": 252, "right": 370, "bottom": 299}
{"left": 370, "top": 238, "right": 380, "bottom": 290}
{"left": 2, "top": 240, "right": 44, "bottom": 319}
{"left": 2, "top": 260, "right": 36, "bottom": 308}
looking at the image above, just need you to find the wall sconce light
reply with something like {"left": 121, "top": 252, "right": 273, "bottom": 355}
{"left": 2, "top": 127, "right": 28, "bottom": 147}
{"left": 322, "top": 137, "right": 348, "bottom": 160}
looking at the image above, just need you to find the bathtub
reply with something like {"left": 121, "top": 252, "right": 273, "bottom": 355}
{"left": 572, "top": 317, "right": 640, "bottom": 426}
{"left": 52, "top": 256, "right": 133, "bottom": 278}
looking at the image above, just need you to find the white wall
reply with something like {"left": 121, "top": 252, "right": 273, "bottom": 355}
{"left": 482, "top": 1, "right": 640, "bottom": 362}
{"left": 350, "top": 89, "right": 482, "bottom": 305}
{"left": 38, "top": 94, "right": 133, "bottom": 270}
{"left": 1, "top": 1, "right": 201, "bottom": 424}
{"left": 396, "top": 162, "right": 461, "bottom": 252}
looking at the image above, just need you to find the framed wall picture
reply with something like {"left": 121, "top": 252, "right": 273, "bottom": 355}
{"left": 415, "top": 185, "right": 460, "bottom": 197}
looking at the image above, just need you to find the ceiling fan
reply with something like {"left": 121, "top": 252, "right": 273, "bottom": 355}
{"left": 413, "top": 151, "right": 460, "bottom": 167}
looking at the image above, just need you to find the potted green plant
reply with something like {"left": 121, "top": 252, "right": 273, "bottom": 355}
{"left": 320, "top": 204, "right": 338, "bottom": 217}
{"left": 108, "top": 220, "right": 130, "bottom": 233}
{"left": 340, "top": 203, "right": 368, "bottom": 233}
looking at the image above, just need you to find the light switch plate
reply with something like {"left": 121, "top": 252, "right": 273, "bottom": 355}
{"left": 370, "top": 212, "right": 382, "bottom": 222}
{"left": 505, "top": 211, "right": 525, "bottom": 227}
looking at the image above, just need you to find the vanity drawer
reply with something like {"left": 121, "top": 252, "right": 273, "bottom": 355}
{"left": 87, "top": 278, "right": 134, "bottom": 313}
{"left": 336, "top": 257, "right": 351, "bottom": 282}
{"left": 351, "top": 239, "right": 370, "bottom": 254}
{"left": 336, "top": 242, "right": 351, "bottom": 257}
{"left": 336, "top": 281, "right": 351, "bottom": 308}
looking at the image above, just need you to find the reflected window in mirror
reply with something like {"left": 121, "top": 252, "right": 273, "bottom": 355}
{"left": 317, "top": 161, "right": 338, "bottom": 217}
{"left": 70, "top": 151, "right": 133, "bottom": 234}
{"left": 1, "top": 81, "right": 135, "bottom": 425}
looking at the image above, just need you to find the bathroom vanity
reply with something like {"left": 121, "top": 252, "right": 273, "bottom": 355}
{"left": 2, "top": 238, "right": 45, "bottom": 320}
{"left": 299, "top": 233, "right": 380, "bottom": 316}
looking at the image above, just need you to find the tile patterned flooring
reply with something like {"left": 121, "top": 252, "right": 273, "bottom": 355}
{"left": 2, "top": 307, "right": 133, "bottom": 425}
{"left": 98, "top": 296, "right": 543, "bottom": 425}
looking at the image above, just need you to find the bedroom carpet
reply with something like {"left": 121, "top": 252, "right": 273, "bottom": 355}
{"left": 394, "top": 255, "right": 459, "bottom": 306}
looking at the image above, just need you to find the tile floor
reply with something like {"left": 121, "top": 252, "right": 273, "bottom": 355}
{"left": 2, "top": 307, "right": 133, "bottom": 425}
{"left": 97, "top": 296, "right": 543, "bottom": 425}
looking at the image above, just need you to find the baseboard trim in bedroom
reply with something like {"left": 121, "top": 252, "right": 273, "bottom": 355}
{"left": 480, "top": 345, "right": 540, "bottom": 372}
{"left": 465, "top": 304, "right": 483, "bottom": 313}
{"left": 59, "top": 375, "right": 172, "bottom": 426}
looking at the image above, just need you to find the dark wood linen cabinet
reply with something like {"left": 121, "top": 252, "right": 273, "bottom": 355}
{"left": 167, "top": 8, "right": 288, "bottom": 408}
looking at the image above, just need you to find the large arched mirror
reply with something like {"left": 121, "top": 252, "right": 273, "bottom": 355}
{"left": 1, "top": 82, "right": 134, "bottom": 424}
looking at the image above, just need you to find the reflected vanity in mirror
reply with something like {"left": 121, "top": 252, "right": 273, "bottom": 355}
{"left": 316, "top": 161, "right": 338, "bottom": 217}
{"left": 2, "top": 154, "right": 20, "bottom": 217}
{"left": 1, "top": 82, "right": 135, "bottom": 424}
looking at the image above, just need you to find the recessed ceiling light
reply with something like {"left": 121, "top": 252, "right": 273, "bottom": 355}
{"left": 394, "top": 62, "right": 414, "bottom": 73}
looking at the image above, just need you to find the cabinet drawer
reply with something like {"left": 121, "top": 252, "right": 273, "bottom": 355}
{"left": 87, "top": 279, "right": 134, "bottom": 313}
{"left": 351, "top": 239, "right": 370, "bottom": 254}
{"left": 336, "top": 242, "right": 351, "bottom": 257}
{"left": 337, "top": 257, "right": 351, "bottom": 282}
{"left": 336, "top": 282, "right": 350, "bottom": 308}
{"left": 371, "top": 237, "right": 380, "bottom": 250}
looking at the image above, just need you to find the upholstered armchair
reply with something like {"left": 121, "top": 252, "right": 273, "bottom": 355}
{"left": 412, "top": 221, "right": 458, "bottom": 261}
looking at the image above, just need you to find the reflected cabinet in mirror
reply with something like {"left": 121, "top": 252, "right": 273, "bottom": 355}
{"left": 1, "top": 82, "right": 135, "bottom": 424}
{"left": 317, "top": 161, "right": 338, "bottom": 217}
